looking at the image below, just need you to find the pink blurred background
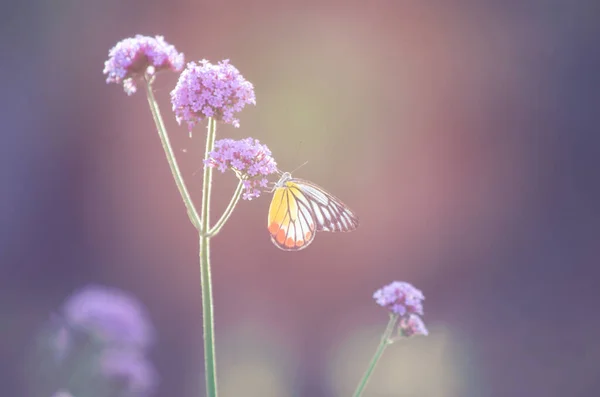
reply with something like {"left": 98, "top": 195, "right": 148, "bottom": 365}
{"left": 2, "top": 1, "right": 599, "bottom": 396}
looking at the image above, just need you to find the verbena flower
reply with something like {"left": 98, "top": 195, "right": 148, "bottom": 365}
{"left": 373, "top": 281, "right": 424, "bottom": 316}
{"left": 104, "top": 35, "right": 184, "bottom": 95}
{"left": 170, "top": 59, "right": 256, "bottom": 130}
{"left": 373, "top": 281, "right": 428, "bottom": 338}
{"left": 205, "top": 138, "right": 277, "bottom": 200}
{"left": 399, "top": 313, "right": 429, "bottom": 337}
{"left": 61, "top": 285, "right": 155, "bottom": 350}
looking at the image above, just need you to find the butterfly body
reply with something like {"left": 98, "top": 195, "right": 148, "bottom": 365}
{"left": 268, "top": 172, "right": 359, "bottom": 251}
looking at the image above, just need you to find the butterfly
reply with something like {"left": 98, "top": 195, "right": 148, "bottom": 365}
{"left": 267, "top": 171, "right": 359, "bottom": 251}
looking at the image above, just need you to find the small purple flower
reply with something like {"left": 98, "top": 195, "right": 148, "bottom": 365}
{"left": 399, "top": 314, "right": 429, "bottom": 337}
{"left": 104, "top": 35, "right": 184, "bottom": 95}
{"left": 100, "top": 349, "right": 158, "bottom": 396}
{"left": 170, "top": 59, "right": 256, "bottom": 130}
{"left": 205, "top": 138, "right": 277, "bottom": 200}
{"left": 373, "top": 281, "right": 425, "bottom": 316}
{"left": 61, "top": 285, "right": 155, "bottom": 350}
{"left": 374, "top": 281, "right": 428, "bottom": 338}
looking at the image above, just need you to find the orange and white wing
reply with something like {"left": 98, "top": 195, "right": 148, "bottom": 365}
{"left": 267, "top": 183, "right": 317, "bottom": 251}
{"left": 293, "top": 179, "right": 359, "bottom": 232}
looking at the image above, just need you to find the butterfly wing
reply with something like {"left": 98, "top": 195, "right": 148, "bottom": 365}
{"left": 268, "top": 182, "right": 317, "bottom": 251}
{"left": 268, "top": 178, "right": 359, "bottom": 251}
{"left": 292, "top": 178, "right": 359, "bottom": 232}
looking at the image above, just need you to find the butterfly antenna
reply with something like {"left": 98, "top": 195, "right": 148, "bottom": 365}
{"left": 290, "top": 160, "right": 309, "bottom": 175}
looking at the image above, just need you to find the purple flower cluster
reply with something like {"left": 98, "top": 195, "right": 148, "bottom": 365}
{"left": 50, "top": 285, "right": 158, "bottom": 396}
{"left": 104, "top": 35, "right": 184, "bottom": 95}
{"left": 62, "top": 285, "right": 154, "bottom": 349}
{"left": 170, "top": 59, "right": 256, "bottom": 130}
{"left": 399, "top": 314, "right": 429, "bottom": 337}
{"left": 373, "top": 281, "right": 428, "bottom": 337}
{"left": 205, "top": 138, "right": 277, "bottom": 200}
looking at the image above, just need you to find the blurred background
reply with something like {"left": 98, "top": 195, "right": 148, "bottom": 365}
{"left": 1, "top": 1, "right": 599, "bottom": 396}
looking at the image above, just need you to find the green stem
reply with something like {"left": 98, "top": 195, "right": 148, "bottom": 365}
{"left": 207, "top": 179, "right": 244, "bottom": 237}
{"left": 352, "top": 314, "right": 398, "bottom": 397}
{"left": 144, "top": 79, "right": 201, "bottom": 231}
{"left": 200, "top": 117, "right": 218, "bottom": 397}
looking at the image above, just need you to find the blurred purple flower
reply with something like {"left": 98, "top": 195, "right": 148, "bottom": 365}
{"left": 205, "top": 138, "right": 277, "bottom": 200}
{"left": 399, "top": 314, "right": 429, "bottom": 337}
{"left": 103, "top": 35, "right": 184, "bottom": 95}
{"left": 100, "top": 349, "right": 158, "bottom": 397}
{"left": 373, "top": 281, "right": 424, "bottom": 316}
{"left": 170, "top": 59, "right": 256, "bottom": 130}
{"left": 51, "top": 390, "right": 74, "bottom": 397}
{"left": 48, "top": 314, "right": 72, "bottom": 362}
{"left": 61, "top": 285, "right": 155, "bottom": 350}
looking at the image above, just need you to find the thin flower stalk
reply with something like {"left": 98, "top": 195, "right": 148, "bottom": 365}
{"left": 145, "top": 79, "right": 201, "bottom": 230}
{"left": 352, "top": 314, "right": 397, "bottom": 397}
{"left": 170, "top": 59, "right": 265, "bottom": 397}
{"left": 207, "top": 179, "right": 244, "bottom": 237}
{"left": 199, "top": 117, "right": 218, "bottom": 397}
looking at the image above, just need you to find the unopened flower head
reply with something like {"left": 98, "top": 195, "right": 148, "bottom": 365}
{"left": 373, "top": 281, "right": 425, "bottom": 316}
{"left": 104, "top": 35, "right": 184, "bottom": 95}
{"left": 170, "top": 59, "right": 256, "bottom": 130}
{"left": 205, "top": 138, "right": 277, "bottom": 200}
{"left": 61, "top": 284, "right": 155, "bottom": 350}
{"left": 399, "top": 314, "right": 429, "bottom": 337}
